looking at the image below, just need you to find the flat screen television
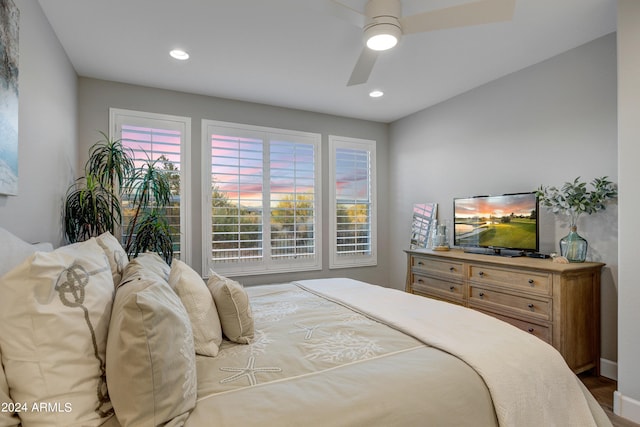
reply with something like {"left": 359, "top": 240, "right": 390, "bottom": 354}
{"left": 453, "top": 192, "right": 539, "bottom": 256}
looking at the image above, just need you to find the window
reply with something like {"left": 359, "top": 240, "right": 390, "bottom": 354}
{"left": 329, "top": 135, "right": 377, "bottom": 268}
{"left": 202, "top": 120, "right": 321, "bottom": 276}
{"left": 110, "top": 108, "right": 191, "bottom": 263}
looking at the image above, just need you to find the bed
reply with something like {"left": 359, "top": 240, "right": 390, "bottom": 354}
{"left": 0, "top": 228, "right": 611, "bottom": 427}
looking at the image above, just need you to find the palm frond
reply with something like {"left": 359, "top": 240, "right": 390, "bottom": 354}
{"left": 123, "top": 149, "right": 174, "bottom": 255}
{"left": 128, "top": 211, "right": 174, "bottom": 263}
{"left": 64, "top": 174, "right": 121, "bottom": 243}
{"left": 85, "top": 131, "right": 135, "bottom": 191}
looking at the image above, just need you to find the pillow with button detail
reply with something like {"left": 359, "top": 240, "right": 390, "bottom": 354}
{"left": 128, "top": 252, "right": 170, "bottom": 282}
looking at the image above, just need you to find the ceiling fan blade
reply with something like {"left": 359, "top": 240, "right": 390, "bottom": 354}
{"left": 399, "top": 0, "right": 516, "bottom": 35}
{"left": 314, "top": 0, "right": 365, "bottom": 28}
{"left": 347, "top": 48, "right": 379, "bottom": 86}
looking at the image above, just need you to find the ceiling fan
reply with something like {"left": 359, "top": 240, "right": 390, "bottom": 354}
{"left": 325, "top": 0, "right": 517, "bottom": 86}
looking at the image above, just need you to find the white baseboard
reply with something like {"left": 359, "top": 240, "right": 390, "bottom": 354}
{"left": 614, "top": 391, "right": 640, "bottom": 424}
{"left": 603, "top": 358, "right": 640, "bottom": 423}
{"left": 600, "top": 358, "right": 618, "bottom": 380}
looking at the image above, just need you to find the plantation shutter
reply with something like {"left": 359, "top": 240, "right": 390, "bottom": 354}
{"left": 210, "top": 134, "right": 264, "bottom": 264}
{"left": 329, "top": 135, "right": 377, "bottom": 269}
{"left": 270, "top": 140, "right": 316, "bottom": 260}
{"left": 111, "top": 108, "right": 190, "bottom": 263}
{"left": 335, "top": 147, "right": 372, "bottom": 256}
{"left": 203, "top": 120, "right": 321, "bottom": 276}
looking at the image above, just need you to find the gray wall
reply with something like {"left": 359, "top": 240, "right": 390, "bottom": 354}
{"left": 0, "top": 0, "right": 78, "bottom": 246}
{"left": 5, "top": 1, "right": 639, "bottom": 420}
{"left": 388, "top": 35, "right": 618, "bottom": 365}
{"left": 617, "top": 0, "right": 640, "bottom": 421}
{"left": 77, "top": 78, "right": 390, "bottom": 286}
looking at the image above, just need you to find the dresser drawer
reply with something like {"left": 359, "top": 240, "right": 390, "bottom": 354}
{"left": 412, "top": 273, "right": 464, "bottom": 299}
{"left": 413, "top": 289, "right": 465, "bottom": 306}
{"left": 405, "top": 249, "right": 604, "bottom": 374}
{"left": 412, "top": 255, "right": 464, "bottom": 280}
{"left": 477, "top": 310, "right": 551, "bottom": 344}
{"left": 468, "top": 264, "right": 551, "bottom": 295}
{"left": 469, "top": 285, "right": 551, "bottom": 321}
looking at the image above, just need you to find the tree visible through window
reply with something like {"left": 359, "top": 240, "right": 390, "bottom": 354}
{"left": 329, "top": 135, "right": 377, "bottom": 269}
{"left": 203, "top": 121, "right": 321, "bottom": 276}
{"left": 110, "top": 108, "right": 190, "bottom": 263}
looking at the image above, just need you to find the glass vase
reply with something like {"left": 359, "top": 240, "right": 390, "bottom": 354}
{"left": 559, "top": 226, "right": 588, "bottom": 262}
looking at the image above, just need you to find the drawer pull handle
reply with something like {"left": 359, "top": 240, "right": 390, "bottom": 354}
{"left": 449, "top": 286, "right": 455, "bottom": 291}
{"left": 417, "top": 261, "right": 424, "bottom": 266}
{"left": 528, "top": 328, "right": 535, "bottom": 333}
{"left": 528, "top": 279, "right": 534, "bottom": 285}
{"left": 478, "top": 271, "right": 485, "bottom": 277}
{"left": 479, "top": 292, "right": 484, "bottom": 298}
{"left": 528, "top": 303, "right": 534, "bottom": 311}
{"left": 417, "top": 279, "right": 424, "bottom": 284}
{"left": 449, "top": 266, "right": 455, "bottom": 272}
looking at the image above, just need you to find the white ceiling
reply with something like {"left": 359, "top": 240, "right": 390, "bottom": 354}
{"left": 38, "top": 0, "right": 616, "bottom": 123}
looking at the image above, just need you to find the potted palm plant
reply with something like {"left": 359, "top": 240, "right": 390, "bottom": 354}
{"left": 536, "top": 176, "right": 617, "bottom": 262}
{"left": 64, "top": 132, "right": 134, "bottom": 243}
{"left": 64, "top": 174, "right": 120, "bottom": 243}
{"left": 122, "top": 154, "right": 174, "bottom": 263}
{"left": 64, "top": 132, "right": 175, "bottom": 263}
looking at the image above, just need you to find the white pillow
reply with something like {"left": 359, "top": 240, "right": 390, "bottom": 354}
{"left": 0, "top": 347, "right": 20, "bottom": 427}
{"left": 0, "top": 227, "right": 50, "bottom": 277}
{"left": 107, "top": 264, "right": 196, "bottom": 426}
{"left": 207, "top": 271, "right": 255, "bottom": 344}
{"left": 169, "top": 260, "right": 223, "bottom": 356}
{"left": 129, "top": 252, "right": 170, "bottom": 282}
{"left": 96, "top": 231, "right": 129, "bottom": 285}
{"left": 0, "top": 238, "right": 115, "bottom": 426}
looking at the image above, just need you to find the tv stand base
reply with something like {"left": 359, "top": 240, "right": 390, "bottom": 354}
{"left": 462, "top": 247, "right": 525, "bottom": 257}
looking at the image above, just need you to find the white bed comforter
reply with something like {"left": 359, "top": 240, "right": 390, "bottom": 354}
{"left": 295, "top": 278, "right": 606, "bottom": 427}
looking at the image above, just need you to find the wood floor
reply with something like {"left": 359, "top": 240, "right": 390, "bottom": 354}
{"left": 580, "top": 373, "right": 640, "bottom": 427}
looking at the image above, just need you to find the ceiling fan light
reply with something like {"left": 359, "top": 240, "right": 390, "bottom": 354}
{"left": 365, "top": 23, "right": 401, "bottom": 51}
{"left": 367, "top": 34, "right": 397, "bottom": 51}
{"left": 170, "top": 49, "right": 190, "bottom": 60}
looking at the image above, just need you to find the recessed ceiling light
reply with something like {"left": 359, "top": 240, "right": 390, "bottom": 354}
{"left": 369, "top": 90, "right": 384, "bottom": 98}
{"left": 169, "top": 49, "right": 189, "bottom": 60}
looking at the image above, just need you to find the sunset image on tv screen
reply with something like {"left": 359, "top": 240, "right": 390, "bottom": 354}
{"left": 454, "top": 193, "right": 537, "bottom": 250}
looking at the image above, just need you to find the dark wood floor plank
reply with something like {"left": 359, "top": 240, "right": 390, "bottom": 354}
{"left": 579, "top": 373, "right": 640, "bottom": 427}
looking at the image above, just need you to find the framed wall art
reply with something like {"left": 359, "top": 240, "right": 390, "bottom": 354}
{"left": 0, "top": 0, "right": 19, "bottom": 195}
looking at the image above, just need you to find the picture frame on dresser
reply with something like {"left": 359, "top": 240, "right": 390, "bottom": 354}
{"left": 409, "top": 203, "right": 437, "bottom": 249}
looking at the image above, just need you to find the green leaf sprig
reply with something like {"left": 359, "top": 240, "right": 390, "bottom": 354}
{"left": 535, "top": 177, "right": 617, "bottom": 225}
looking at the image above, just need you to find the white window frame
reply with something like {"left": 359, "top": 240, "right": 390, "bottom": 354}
{"left": 110, "top": 108, "right": 192, "bottom": 264}
{"left": 202, "top": 120, "right": 322, "bottom": 277}
{"left": 328, "top": 135, "right": 377, "bottom": 269}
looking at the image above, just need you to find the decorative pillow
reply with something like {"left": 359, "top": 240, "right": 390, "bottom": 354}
{"left": 206, "top": 271, "right": 254, "bottom": 344}
{"left": 0, "top": 348, "right": 20, "bottom": 427}
{"left": 0, "top": 238, "right": 115, "bottom": 426}
{"left": 96, "top": 231, "right": 129, "bottom": 285}
{"left": 0, "top": 227, "right": 51, "bottom": 277}
{"left": 107, "top": 264, "right": 196, "bottom": 427}
{"left": 169, "top": 260, "right": 223, "bottom": 356}
{"left": 128, "top": 252, "right": 170, "bottom": 282}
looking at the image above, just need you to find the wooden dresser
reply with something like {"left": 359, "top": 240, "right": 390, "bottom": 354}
{"left": 404, "top": 249, "right": 604, "bottom": 374}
